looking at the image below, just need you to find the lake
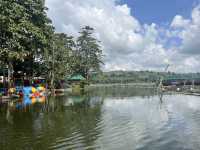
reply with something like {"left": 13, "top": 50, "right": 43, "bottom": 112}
{"left": 0, "top": 86, "right": 200, "bottom": 150}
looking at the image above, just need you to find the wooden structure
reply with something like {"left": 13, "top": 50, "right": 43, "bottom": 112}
{"left": 162, "top": 77, "right": 200, "bottom": 86}
{"left": 68, "top": 74, "right": 86, "bottom": 93}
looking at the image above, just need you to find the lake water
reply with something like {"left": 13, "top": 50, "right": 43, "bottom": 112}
{"left": 0, "top": 86, "right": 200, "bottom": 150}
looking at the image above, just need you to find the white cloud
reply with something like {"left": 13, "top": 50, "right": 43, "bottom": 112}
{"left": 46, "top": 0, "right": 200, "bottom": 72}
{"left": 171, "top": 15, "right": 190, "bottom": 28}
{"left": 171, "top": 5, "right": 200, "bottom": 55}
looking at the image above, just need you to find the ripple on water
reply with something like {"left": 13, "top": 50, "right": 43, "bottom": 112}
{"left": 50, "top": 132, "right": 85, "bottom": 149}
{"left": 2, "top": 93, "right": 200, "bottom": 150}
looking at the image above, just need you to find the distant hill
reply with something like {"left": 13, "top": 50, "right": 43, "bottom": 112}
{"left": 91, "top": 71, "right": 200, "bottom": 84}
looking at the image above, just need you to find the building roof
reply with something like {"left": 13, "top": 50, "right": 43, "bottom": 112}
{"left": 163, "top": 76, "right": 200, "bottom": 81}
{"left": 68, "top": 74, "right": 86, "bottom": 81}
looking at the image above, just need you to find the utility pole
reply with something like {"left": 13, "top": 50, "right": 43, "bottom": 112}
{"left": 158, "top": 64, "right": 170, "bottom": 90}
{"left": 158, "top": 64, "right": 170, "bottom": 101}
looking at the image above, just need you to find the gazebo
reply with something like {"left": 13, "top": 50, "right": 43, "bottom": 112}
{"left": 68, "top": 74, "right": 86, "bottom": 92}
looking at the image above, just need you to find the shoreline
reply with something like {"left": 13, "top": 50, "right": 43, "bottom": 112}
{"left": 89, "top": 83, "right": 156, "bottom": 87}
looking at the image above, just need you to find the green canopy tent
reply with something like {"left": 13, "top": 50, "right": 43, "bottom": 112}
{"left": 68, "top": 74, "right": 86, "bottom": 81}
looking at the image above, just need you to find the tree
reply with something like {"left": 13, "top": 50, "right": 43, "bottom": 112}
{"left": 0, "top": 0, "right": 54, "bottom": 88}
{"left": 47, "top": 33, "right": 75, "bottom": 89}
{"left": 76, "top": 26, "right": 103, "bottom": 81}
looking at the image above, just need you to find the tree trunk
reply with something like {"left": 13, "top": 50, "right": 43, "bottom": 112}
{"left": 85, "top": 68, "right": 89, "bottom": 83}
{"left": 7, "top": 61, "right": 13, "bottom": 95}
{"left": 51, "top": 42, "right": 55, "bottom": 96}
{"left": 50, "top": 71, "right": 55, "bottom": 95}
{"left": 2, "top": 66, "right": 6, "bottom": 94}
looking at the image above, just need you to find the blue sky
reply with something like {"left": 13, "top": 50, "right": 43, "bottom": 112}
{"left": 46, "top": 0, "right": 200, "bottom": 72}
{"left": 120, "top": 0, "right": 197, "bottom": 25}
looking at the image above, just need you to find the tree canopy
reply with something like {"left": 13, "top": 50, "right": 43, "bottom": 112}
{"left": 0, "top": 0, "right": 53, "bottom": 63}
{"left": 75, "top": 26, "right": 103, "bottom": 79}
{"left": 0, "top": 0, "right": 104, "bottom": 89}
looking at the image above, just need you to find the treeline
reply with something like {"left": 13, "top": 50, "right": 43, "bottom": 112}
{"left": 0, "top": 0, "right": 103, "bottom": 89}
{"left": 92, "top": 71, "right": 200, "bottom": 84}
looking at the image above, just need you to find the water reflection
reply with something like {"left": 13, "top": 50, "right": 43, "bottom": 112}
{"left": 12, "top": 96, "right": 46, "bottom": 110}
{"left": 0, "top": 86, "right": 200, "bottom": 150}
{"left": 64, "top": 95, "right": 86, "bottom": 107}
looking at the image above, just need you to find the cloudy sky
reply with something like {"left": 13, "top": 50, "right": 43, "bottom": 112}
{"left": 45, "top": 0, "right": 200, "bottom": 73}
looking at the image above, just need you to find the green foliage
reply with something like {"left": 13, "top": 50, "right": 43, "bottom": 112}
{"left": 91, "top": 71, "right": 200, "bottom": 84}
{"left": 75, "top": 26, "right": 103, "bottom": 80}
{"left": 0, "top": 1, "right": 104, "bottom": 89}
{"left": 0, "top": 0, "right": 53, "bottom": 62}
{"left": 51, "top": 33, "right": 75, "bottom": 81}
